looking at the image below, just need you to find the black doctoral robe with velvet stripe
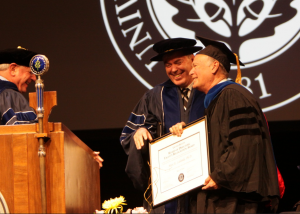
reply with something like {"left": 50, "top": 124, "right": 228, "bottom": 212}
{"left": 191, "top": 84, "right": 280, "bottom": 213}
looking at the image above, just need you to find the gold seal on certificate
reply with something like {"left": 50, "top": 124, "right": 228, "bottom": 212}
{"left": 178, "top": 173, "right": 184, "bottom": 182}
{"left": 149, "top": 116, "right": 210, "bottom": 207}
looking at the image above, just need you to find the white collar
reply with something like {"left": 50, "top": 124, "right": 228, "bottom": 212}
{"left": 217, "top": 78, "right": 228, "bottom": 85}
{"left": 0, "top": 76, "right": 8, "bottom": 81}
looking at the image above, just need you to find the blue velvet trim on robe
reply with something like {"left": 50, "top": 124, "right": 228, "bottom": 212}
{"left": 162, "top": 85, "right": 181, "bottom": 134}
{"left": 15, "top": 111, "right": 37, "bottom": 121}
{"left": 189, "top": 89, "right": 206, "bottom": 122}
{"left": 204, "top": 81, "right": 237, "bottom": 108}
{"left": 120, "top": 112, "right": 151, "bottom": 144}
{"left": 0, "top": 80, "right": 18, "bottom": 93}
{"left": 128, "top": 113, "right": 145, "bottom": 125}
{"left": 2, "top": 108, "right": 37, "bottom": 124}
{"left": 162, "top": 81, "right": 205, "bottom": 214}
{"left": 0, "top": 80, "right": 37, "bottom": 125}
{"left": 163, "top": 83, "right": 206, "bottom": 133}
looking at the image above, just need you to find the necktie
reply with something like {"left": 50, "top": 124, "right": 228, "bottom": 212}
{"left": 181, "top": 88, "right": 189, "bottom": 111}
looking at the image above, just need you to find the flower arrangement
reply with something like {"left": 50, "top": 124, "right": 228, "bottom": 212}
{"left": 95, "top": 196, "right": 148, "bottom": 214}
{"left": 102, "top": 196, "right": 127, "bottom": 214}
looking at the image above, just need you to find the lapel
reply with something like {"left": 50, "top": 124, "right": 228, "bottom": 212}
{"left": 161, "top": 80, "right": 181, "bottom": 133}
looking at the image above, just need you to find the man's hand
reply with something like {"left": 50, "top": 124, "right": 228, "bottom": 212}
{"left": 93, "top": 151, "right": 104, "bottom": 169}
{"left": 169, "top": 122, "right": 186, "bottom": 137}
{"left": 202, "top": 176, "right": 220, "bottom": 190}
{"left": 134, "top": 128, "right": 153, "bottom": 150}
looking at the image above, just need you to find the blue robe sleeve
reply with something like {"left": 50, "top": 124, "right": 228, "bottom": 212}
{"left": 0, "top": 89, "right": 37, "bottom": 125}
{"left": 120, "top": 89, "right": 161, "bottom": 154}
{"left": 120, "top": 89, "right": 162, "bottom": 191}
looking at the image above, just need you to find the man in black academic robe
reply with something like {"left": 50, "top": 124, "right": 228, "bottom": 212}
{"left": 120, "top": 38, "right": 206, "bottom": 213}
{"left": 170, "top": 36, "right": 280, "bottom": 213}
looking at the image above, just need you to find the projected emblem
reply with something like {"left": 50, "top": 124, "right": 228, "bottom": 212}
{"left": 149, "top": 0, "right": 300, "bottom": 68}
{"left": 101, "top": 0, "right": 300, "bottom": 113}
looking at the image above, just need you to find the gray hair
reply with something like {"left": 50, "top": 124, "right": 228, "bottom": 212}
{"left": 0, "top": 64, "right": 10, "bottom": 71}
{"left": 219, "top": 63, "right": 229, "bottom": 77}
{"left": 205, "top": 56, "right": 229, "bottom": 77}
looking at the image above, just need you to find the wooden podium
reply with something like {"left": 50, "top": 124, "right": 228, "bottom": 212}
{"left": 0, "top": 92, "right": 100, "bottom": 213}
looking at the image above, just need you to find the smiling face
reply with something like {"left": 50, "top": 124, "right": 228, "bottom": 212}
{"left": 11, "top": 64, "right": 36, "bottom": 93}
{"left": 190, "top": 54, "right": 216, "bottom": 94}
{"left": 163, "top": 52, "right": 194, "bottom": 88}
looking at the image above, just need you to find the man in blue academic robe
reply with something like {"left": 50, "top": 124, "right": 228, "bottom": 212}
{"left": 0, "top": 47, "right": 38, "bottom": 125}
{"left": 0, "top": 47, "right": 104, "bottom": 167}
{"left": 120, "top": 38, "right": 206, "bottom": 213}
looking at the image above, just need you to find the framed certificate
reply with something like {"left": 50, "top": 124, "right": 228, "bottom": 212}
{"left": 149, "top": 116, "right": 210, "bottom": 207}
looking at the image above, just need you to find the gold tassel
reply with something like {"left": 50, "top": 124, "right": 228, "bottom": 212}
{"left": 234, "top": 53, "right": 242, "bottom": 85}
{"left": 17, "top": 46, "right": 28, "bottom": 50}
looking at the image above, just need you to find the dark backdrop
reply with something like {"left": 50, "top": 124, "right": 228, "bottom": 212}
{"left": 1, "top": 0, "right": 300, "bottom": 130}
{"left": 0, "top": 0, "right": 147, "bottom": 130}
{"left": 1, "top": 0, "right": 300, "bottom": 212}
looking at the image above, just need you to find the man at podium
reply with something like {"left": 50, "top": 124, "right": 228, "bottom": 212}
{"left": 0, "top": 47, "right": 104, "bottom": 168}
{"left": 0, "top": 47, "right": 38, "bottom": 125}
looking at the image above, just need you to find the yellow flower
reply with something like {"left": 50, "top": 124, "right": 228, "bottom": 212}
{"left": 102, "top": 196, "right": 127, "bottom": 214}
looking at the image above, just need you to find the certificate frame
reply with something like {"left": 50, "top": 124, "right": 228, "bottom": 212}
{"left": 149, "top": 116, "right": 210, "bottom": 207}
